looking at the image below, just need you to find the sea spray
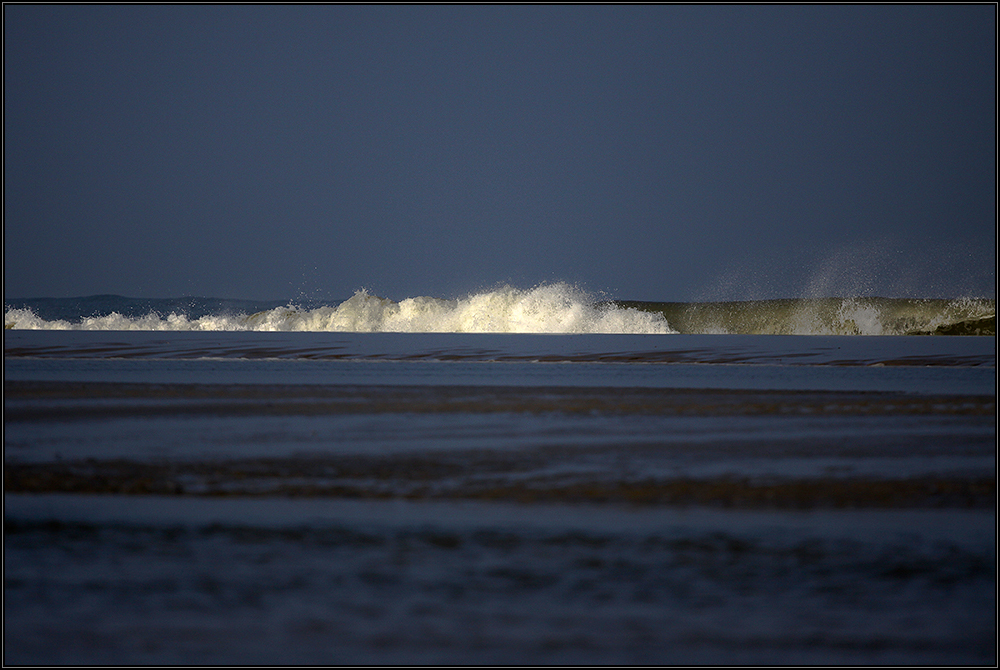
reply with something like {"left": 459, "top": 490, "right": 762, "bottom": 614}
{"left": 612, "top": 297, "right": 995, "bottom": 336}
{"left": 5, "top": 288, "right": 994, "bottom": 335}
{"left": 249, "top": 284, "right": 675, "bottom": 334}
{"left": 5, "top": 283, "right": 675, "bottom": 335}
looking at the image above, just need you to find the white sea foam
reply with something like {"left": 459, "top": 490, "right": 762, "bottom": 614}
{"left": 787, "top": 298, "right": 891, "bottom": 336}
{"left": 7, "top": 287, "right": 993, "bottom": 335}
{"left": 4, "top": 308, "right": 72, "bottom": 330}
{"left": 4, "top": 283, "right": 676, "bottom": 334}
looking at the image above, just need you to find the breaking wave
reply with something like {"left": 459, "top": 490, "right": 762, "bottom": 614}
{"left": 4, "top": 283, "right": 674, "bottom": 335}
{"left": 614, "top": 297, "right": 995, "bottom": 336}
{"left": 5, "top": 285, "right": 994, "bottom": 336}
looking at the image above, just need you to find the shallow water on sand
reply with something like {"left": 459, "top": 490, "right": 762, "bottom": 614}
{"left": 4, "top": 331, "right": 996, "bottom": 664}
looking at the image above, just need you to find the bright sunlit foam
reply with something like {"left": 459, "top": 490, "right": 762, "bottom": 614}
{"left": 248, "top": 283, "right": 675, "bottom": 334}
{"left": 6, "top": 286, "right": 994, "bottom": 335}
{"left": 4, "top": 283, "right": 675, "bottom": 335}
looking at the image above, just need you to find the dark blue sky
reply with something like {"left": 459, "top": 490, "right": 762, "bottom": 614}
{"left": 4, "top": 5, "right": 996, "bottom": 301}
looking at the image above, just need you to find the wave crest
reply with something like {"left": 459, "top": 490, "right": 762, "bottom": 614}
{"left": 256, "top": 284, "right": 675, "bottom": 334}
{"left": 614, "top": 296, "right": 995, "bottom": 336}
{"left": 5, "top": 284, "right": 676, "bottom": 335}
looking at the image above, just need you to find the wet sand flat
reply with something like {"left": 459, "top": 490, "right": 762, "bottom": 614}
{"left": 4, "top": 334, "right": 995, "bottom": 664}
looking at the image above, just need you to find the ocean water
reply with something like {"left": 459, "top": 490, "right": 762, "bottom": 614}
{"left": 5, "top": 283, "right": 996, "bottom": 335}
{"left": 4, "top": 285, "right": 997, "bottom": 664}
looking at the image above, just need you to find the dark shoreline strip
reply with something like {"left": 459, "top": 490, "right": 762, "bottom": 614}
{"left": 4, "top": 381, "right": 995, "bottom": 421}
{"left": 5, "top": 460, "right": 994, "bottom": 509}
